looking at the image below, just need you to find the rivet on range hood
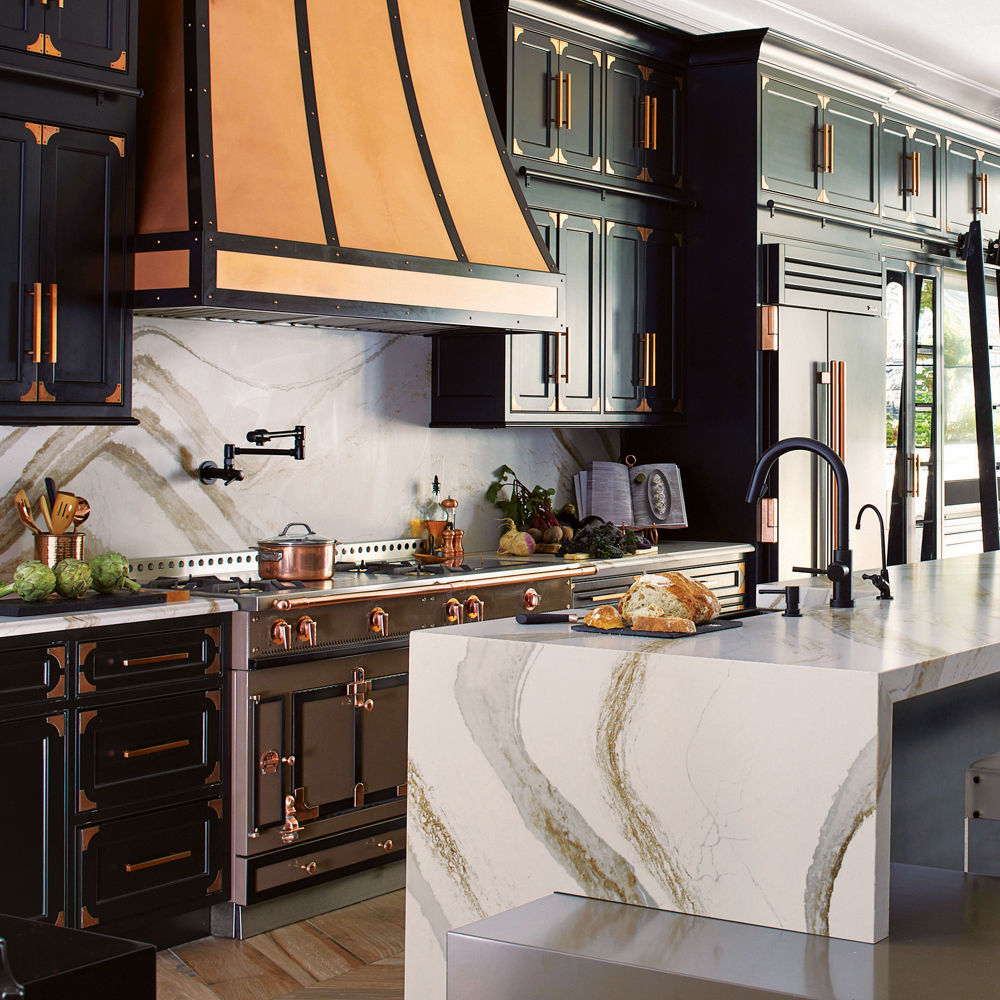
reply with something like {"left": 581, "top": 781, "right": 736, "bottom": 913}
{"left": 133, "top": 0, "right": 565, "bottom": 335}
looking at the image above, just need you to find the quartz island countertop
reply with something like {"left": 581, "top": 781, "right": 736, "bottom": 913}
{"left": 404, "top": 552, "right": 1000, "bottom": 1000}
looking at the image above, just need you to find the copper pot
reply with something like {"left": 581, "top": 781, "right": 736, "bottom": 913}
{"left": 255, "top": 523, "right": 336, "bottom": 580}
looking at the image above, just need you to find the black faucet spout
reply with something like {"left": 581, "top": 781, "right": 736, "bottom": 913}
{"left": 856, "top": 503, "right": 892, "bottom": 600}
{"left": 746, "top": 436, "right": 854, "bottom": 609}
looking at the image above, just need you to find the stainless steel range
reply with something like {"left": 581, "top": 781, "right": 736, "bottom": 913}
{"left": 130, "top": 540, "right": 595, "bottom": 935}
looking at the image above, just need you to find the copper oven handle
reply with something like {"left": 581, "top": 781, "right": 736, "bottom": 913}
{"left": 48, "top": 282, "right": 57, "bottom": 364}
{"left": 122, "top": 651, "right": 189, "bottom": 668}
{"left": 125, "top": 849, "right": 191, "bottom": 873}
{"left": 28, "top": 282, "right": 42, "bottom": 363}
{"left": 123, "top": 738, "right": 190, "bottom": 759}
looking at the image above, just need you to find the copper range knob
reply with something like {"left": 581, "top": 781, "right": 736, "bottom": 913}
{"left": 465, "top": 594, "right": 484, "bottom": 621}
{"left": 523, "top": 588, "right": 540, "bottom": 612}
{"left": 369, "top": 607, "right": 389, "bottom": 636}
{"left": 445, "top": 597, "right": 463, "bottom": 624}
{"left": 297, "top": 616, "right": 318, "bottom": 646}
{"left": 270, "top": 618, "right": 292, "bottom": 648}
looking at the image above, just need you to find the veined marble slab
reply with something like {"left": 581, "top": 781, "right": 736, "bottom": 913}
{"left": 404, "top": 552, "right": 1000, "bottom": 1000}
{"left": 0, "top": 595, "right": 236, "bottom": 640}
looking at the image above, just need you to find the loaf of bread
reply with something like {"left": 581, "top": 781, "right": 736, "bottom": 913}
{"left": 582, "top": 605, "right": 624, "bottom": 630}
{"left": 631, "top": 614, "right": 697, "bottom": 634}
{"left": 618, "top": 572, "right": 721, "bottom": 626}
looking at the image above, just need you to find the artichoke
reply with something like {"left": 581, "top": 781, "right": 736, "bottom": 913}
{"left": 53, "top": 558, "right": 92, "bottom": 599}
{"left": 0, "top": 560, "right": 57, "bottom": 602}
{"left": 89, "top": 551, "right": 141, "bottom": 594}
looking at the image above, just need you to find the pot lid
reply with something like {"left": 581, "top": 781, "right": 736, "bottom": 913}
{"left": 258, "top": 522, "right": 334, "bottom": 546}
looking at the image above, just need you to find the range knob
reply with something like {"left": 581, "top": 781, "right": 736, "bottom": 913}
{"left": 465, "top": 595, "right": 484, "bottom": 621}
{"left": 270, "top": 618, "right": 292, "bottom": 648}
{"left": 297, "top": 616, "right": 318, "bottom": 646}
{"left": 445, "top": 598, "right": 463, "bottom": 624}
{"left": 369, "top": 607, "right": 389, "bottom": 636}
{"left": 523, "top": 588, "right": 541, "bottom": 612}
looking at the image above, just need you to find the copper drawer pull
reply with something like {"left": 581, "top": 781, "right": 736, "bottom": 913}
{"left": 121, "top": 651, "right": 189, "bottom": 668}
{"left": 125, "top": 849, "right": 191, "bottom": 873}
{"left": 47, "top": 283, "right": 57, "bottom": 364}
{"left": 28, "top": 282, "right": 42, "bottom": 363}
{"left": 123, "top": 738, "right": 190, "bottom": 759}
{"left": 587, "top": 592, "right": 627, "bottom": 602}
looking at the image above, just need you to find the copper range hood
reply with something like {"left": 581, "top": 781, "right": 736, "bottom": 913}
{"left": 133, "top": 0, "right": 565, "bottom": 334}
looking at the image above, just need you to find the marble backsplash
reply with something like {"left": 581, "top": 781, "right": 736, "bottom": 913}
{"left": 0, "top": 318, "right": 618, "bottom": 578}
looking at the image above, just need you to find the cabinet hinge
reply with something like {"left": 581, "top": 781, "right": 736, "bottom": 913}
{"left": 757, "top": 305, "right": 778, "bottom": 351}
{"left": 757, "top": 498, "right": 778, "bottom": 543}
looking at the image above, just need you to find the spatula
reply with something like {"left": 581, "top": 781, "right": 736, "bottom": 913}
{"left": 38, "top": 493, "right": 53, "bottom": 533}
{"left": 14, "top": 490, "right": 40, "bottom": 534}
{"left": 50, "top": 492, "right": 79, "bottom": 535}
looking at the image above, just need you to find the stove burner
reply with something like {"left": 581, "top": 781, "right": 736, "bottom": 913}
{"left": 335, "top": 559, "right": 471, "bottom": 576}
{"left": 146, "top": 574, "right": 307, "bottom": 594}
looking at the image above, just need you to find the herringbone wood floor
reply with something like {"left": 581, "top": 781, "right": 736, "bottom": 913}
{"left": 156, "top": 890, "right": 404, "bottom": 1000}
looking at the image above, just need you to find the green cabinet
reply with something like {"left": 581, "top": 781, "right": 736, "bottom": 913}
{"left": 606, "top": 53, "right": 681, "bottom": 187}
{"left": 761, "top": 75, "right": 877, "bottom": 214}
{"left": 0, "top": 114, "right": 129, "bottom": 420}
{"left": 511, "top": 25, "right": 601, "bottom": 171}
{"left": 946, "top": 138, "right": 1000, "bottom": 235}
{"left": 880, "top": 116, "right": 941, "bottom": 228}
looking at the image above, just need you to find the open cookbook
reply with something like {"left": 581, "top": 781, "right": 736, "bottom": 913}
{"left": 573, "top": 461, "right": 688, "bottom": 529}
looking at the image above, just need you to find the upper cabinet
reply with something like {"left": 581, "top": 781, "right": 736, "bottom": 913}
{"left": 879, "top": 116, "right": 941, "bottom": 229}
{"left": 0, "top": 0, "right": 135, "bottom": 86}
{"left": 945, "top": 138, "right": 1000, "bottom": 235}
{"left": 761, "top": 74, "right": 878, "bottom": 214}
{"left": 511, "top": 27, "right": 601, "bottom": 172}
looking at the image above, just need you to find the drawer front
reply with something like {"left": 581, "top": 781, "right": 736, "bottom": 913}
{"left": 76, "top": 689, "right": 223, "bottom": 813}
{"left": 78, "top": 625, "right": 220, "bottom": 694}
{"left": 0, "top": 642, "right": 67, "bottom": 710}
{"left": 252, "top": 819, "right": 405, "bottom": 898}
{"left": 572, "top": 561, "right": 747, "bottom": 611}
{"left": 77, "top": 798, "right": 226, "bottom": 928}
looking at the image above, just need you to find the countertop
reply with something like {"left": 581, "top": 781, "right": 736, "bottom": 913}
{"left": 403, "top": 552, "right": 1000, "bottom": 1000}
{"left": 0, "top": 595, "right": 238, "bottom": 639}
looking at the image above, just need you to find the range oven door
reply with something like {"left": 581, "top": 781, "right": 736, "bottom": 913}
{"left": 233, "top": 646, "right": 408, "bottom": 857}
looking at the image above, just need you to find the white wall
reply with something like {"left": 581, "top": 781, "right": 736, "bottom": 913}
{"left": 0, "top": 319, "right": 618, "bottom": 577}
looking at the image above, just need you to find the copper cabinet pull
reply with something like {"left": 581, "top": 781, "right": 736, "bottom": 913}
{"left": 828, "top": 124, "right": 834, "bottom": 172}
{"left": 642, "top": 95, "right": 651, "bottom": 149}
{"left": 561, "top": 329, "right": 570, "bottom": 383}
{"left": 377, "top": 839, "right": 394, "bottom": 852}
{"left": 27, "top": 282, "right": 42, "bottom": 363}
{"left": 551, "top": 330, "right": 560, "bottom": 384}
{"left": 123, "top": 738, "right": 190, "bottom": 759}
{"left": 817, "top": 126, "right": 827, "bottom": 172}
{"left": 47, "top": 283, "right": 57, "bottom": 364}
{"left": 910, "top": 454, "right": 921, "bottom": 497}
{"left": 913, "top": 151, "right": 920, "bottom": 198}
{"left": 125, "top": 849, "right": 191, "bottom": 873}
{"left": 985, "top": 173, "right": 990, "bottom": 215}
{"left": 552, "top": 71, "right": 563, "bottom": 128}
{"left": 649, "top": 332, "right": 657, "bottom": 388}
{"left": 121, "top": 651, "right": 189, "bottom": 668}
{"left": 564, "top": 72, "right": 571, "bottom": 129}
{"left": 650, "top": 95, "right": 658, "bottom": 151}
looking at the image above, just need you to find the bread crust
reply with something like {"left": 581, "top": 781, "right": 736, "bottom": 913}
{"left": 618, "top": 572, "right": 721, "bottom": 626}
{"left": 582, "top": 605, "right": 624, "bottom": 630}
{"left": 631, "top": 615, "right": 696, "bottom": 634}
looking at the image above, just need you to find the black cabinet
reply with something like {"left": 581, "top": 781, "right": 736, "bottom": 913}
{"left": 880, "top": 116, "right": 941, "bottom": 228}
{"left": 0, "top": 0, "right": 134, "bottom": 84}
{"left": 511, "top": 25, "right": 600, "bottom": 171}
{"left": 761, "top": 74, "right": 878, "bottom": 214}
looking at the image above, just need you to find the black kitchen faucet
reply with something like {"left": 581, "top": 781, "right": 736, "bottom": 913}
{"left": 856, "top": 504, "right": 892, "bottom": 600}
{"left": 745, "top": 437, "right": 854, "bottom": 609}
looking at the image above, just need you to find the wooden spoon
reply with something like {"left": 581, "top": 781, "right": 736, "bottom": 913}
{"left": 14, "top": 490, "right": 40, "bottom": 534}
{"left": 71, "top": 497, "right": 90, "bottom": 531}
{"left": 50, "top": 492, "right": 79, "bottom": 535}
{"left": 38, "top": 493, "right": 53, "bottom": 533}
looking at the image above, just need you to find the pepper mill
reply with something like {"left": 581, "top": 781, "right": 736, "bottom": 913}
{"left": 441, "top": 528, "right": 455, "bottom": 561}
{"left": 452, "top": 528, "right": 465, "bottom": 565}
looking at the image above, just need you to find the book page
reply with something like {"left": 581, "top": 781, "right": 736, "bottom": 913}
{"left": 586, "top": 462, "right": 633, "bottom": 524}
{"left": 629, "top": 463, "right": 688, "bottom": 528}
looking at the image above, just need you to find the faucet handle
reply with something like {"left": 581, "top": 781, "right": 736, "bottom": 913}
{"left": 792, "top": 566, "right": 827, "bottom": 577}
{"left": 758, "top": 585, "right": 801, "bottom": 617}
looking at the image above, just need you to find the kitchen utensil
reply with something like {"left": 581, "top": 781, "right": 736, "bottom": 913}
{"left": 34, "top": 531, "right": 85, "bottom": 568}
{"left": 50, "top": 492, "right": 79, "bottom": 534}
{"left": 14, "top": 490, "right": 40, "bottom": 534}
{"left": 44, "top": 477, "right": 57, "bottom": 508}
{"left": 254, "top": 522, "right": 336, "bottom": 580}
{"left": 516, "top": 612, "right": 581, "bottom": 624}
{"left": 38, "top": 493, "right": 53, "bottom": 533}
{"left": 71, "top": 497, "right": 90, "bottom": 531}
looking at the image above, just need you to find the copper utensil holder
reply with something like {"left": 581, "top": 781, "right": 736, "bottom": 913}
{"left": 34, "top": 532, "right": 85, "bottom": 568}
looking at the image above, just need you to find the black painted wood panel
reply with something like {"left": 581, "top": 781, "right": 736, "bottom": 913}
{"left": 47, "top": 0, "right": 129, "bottom": 73}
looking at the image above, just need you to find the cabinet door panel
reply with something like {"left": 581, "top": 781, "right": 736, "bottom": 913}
{"left": 910, "top": 128, "right": 941, "bottom": 227}
{"left": 47, "top": 0, "right": 129, "bottom": 73}
{"left": 606, "top": 55, "right": 642, "bottom": 180}
{"left": 0, "top": 0, "right": 42, "bottom": 54}
{"left": 558, "top": 44, "right": 600, "bottom": 170}
{"left": 293, "top": 684, "right": 357, "bottom": 815}
{"left": 510, "top": 208, "right": 557, "bottom": 413}
{"left": 38, "top": 126, "right": 126, "bottom": 404}
{"left": 0, "top": 115, "right": 40, "bottom": 405}
{"left": 879, "top": 118, "right": 908, "bottom": 218}
{"left": 511, "top": 28, "right": 557, "bottom": 162}
{"left": 643, "top": 66, "right": 680, "bottom": 187}
{"left": 761, "top": 78, "right": 822, "bottom": 199}
{"left": 979, "top": 151, "right": 1000, "bottom": 235}
{"left": 823, "top": 99, "right": 877, "bottom": 213}
{"left": 360, "top": 674, "right": 408, "bottom": 798}
{"left": 946, "top": 140, "right": 978, "bottom": 233}
{"left": 0, "top": 715, "right": 64, "bottom": 923}
{"left": 558, "top": 213, "right": 600, "bottom": 412}
{"left": 642, "top": 229, "right": 680, "bottom": 414}
{"left": 604, "top": 221, "right": 642, "bottom": 412}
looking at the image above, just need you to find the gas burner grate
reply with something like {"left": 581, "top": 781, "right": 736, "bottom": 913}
{"left": 144, "top": 574, "right": 307, "bottom": 594}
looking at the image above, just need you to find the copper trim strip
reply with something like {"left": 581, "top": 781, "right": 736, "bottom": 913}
{"left": 125, "top": 849, "right": 191, "bottom": 873}
{"left": 123, "top": 738, "right": 190, "bottom": 759}
{"left": 122, "top": 651, "right": 189, "bottom": 668}
{"left": 272, "top": 564, "right": 596, "bottom": 610}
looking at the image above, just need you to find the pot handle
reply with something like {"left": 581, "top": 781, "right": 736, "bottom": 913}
{"left": 278, "top": 522, "right": 314, "bottom": 537}
{"left": 254, "top": 546, "right": 282, "bottom": 562}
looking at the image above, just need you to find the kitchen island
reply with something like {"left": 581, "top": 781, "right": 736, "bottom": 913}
{"left": 404, "top": 552, "right": 1000, "bottom": 1000}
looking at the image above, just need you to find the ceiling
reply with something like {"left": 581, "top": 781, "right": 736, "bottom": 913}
{"left": 609, "top": 0, "right": 1000, "bottom": 126}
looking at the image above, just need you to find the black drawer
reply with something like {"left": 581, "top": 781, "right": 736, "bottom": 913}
{"left": 0, "top": 642, "right": 67, "bottom": 711}
{"left": 76, "top": 689, "right": 222, "bottom": 814}
{"left": 76, "top": 798, "right": 226, "bottom": 929}
{"left": 78, "top": 625, "right": 220, "bottom": 695}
